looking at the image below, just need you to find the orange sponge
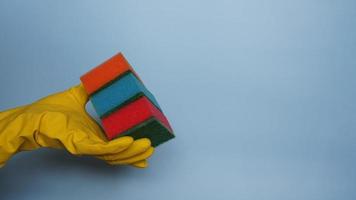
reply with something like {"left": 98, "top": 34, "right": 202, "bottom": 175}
{"left": 80, "top": 53, "right": 139, "bottom": 96}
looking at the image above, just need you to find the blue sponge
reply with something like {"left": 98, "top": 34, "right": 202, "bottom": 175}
{"left": 90, "top": 72, "right": 161, "bottom": 118}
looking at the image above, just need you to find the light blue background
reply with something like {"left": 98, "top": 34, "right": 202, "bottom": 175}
{"left": 0, "top": 0, "right": 355, "bottom": 199}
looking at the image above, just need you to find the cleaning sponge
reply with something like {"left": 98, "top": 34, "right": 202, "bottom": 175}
{"left": 80, "top": 53, "right": 174, "bottom": 147}
{"left": 80, "top": 52, "right": 140, "bottom": 96}
{"left": 102, "top": 96, "right": 174, "bottom": 146}
{"left": 90, "top": 72, "right": 161, "bottom": 118}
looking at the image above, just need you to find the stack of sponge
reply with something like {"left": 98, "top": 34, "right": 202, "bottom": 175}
{"left": 80, "top": 53, "right": 174, "bottom": 147}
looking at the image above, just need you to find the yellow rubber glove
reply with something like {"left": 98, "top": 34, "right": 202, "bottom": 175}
{"left": 0, "top": 84, "right": 154, "bottom": 168}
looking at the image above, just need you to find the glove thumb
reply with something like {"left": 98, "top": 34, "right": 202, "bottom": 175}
{"left": 68, "top": 84, "right": 89, "bottom": 108}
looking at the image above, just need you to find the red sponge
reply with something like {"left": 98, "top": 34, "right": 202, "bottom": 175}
{"left": 102, "top": 96, "right": 173, "bottom": 141}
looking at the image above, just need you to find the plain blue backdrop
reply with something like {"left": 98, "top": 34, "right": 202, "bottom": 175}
{"left": 0, "top": 0, "right": 355, "bottom": 199}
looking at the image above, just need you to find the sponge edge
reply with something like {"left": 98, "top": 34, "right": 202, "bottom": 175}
{"left": 119, "top": 118, "right": 175, "bottom": 147}
{"left": 80, "top": 53, "right": 140, "bottom": 96}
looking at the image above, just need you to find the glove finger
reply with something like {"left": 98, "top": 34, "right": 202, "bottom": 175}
{"left": 131, "top": 160, "right": 148, "bottom": 168}
{"left": 75, "top": 136, "right": 134, "bottom": 155}
{"left": 107, "top": 147, "right": 154, "bottom": 165}
{"left": 96, "top": 138, "right": 151, "bottom": 161}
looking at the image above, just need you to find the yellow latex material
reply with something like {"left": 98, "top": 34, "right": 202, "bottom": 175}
{"left": 0, "top": 84, "right": 154, "bottom": 168}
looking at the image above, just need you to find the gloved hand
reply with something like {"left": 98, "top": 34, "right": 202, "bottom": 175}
{"left": 0, "top": 84, "right": 154, "bottom": 168}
